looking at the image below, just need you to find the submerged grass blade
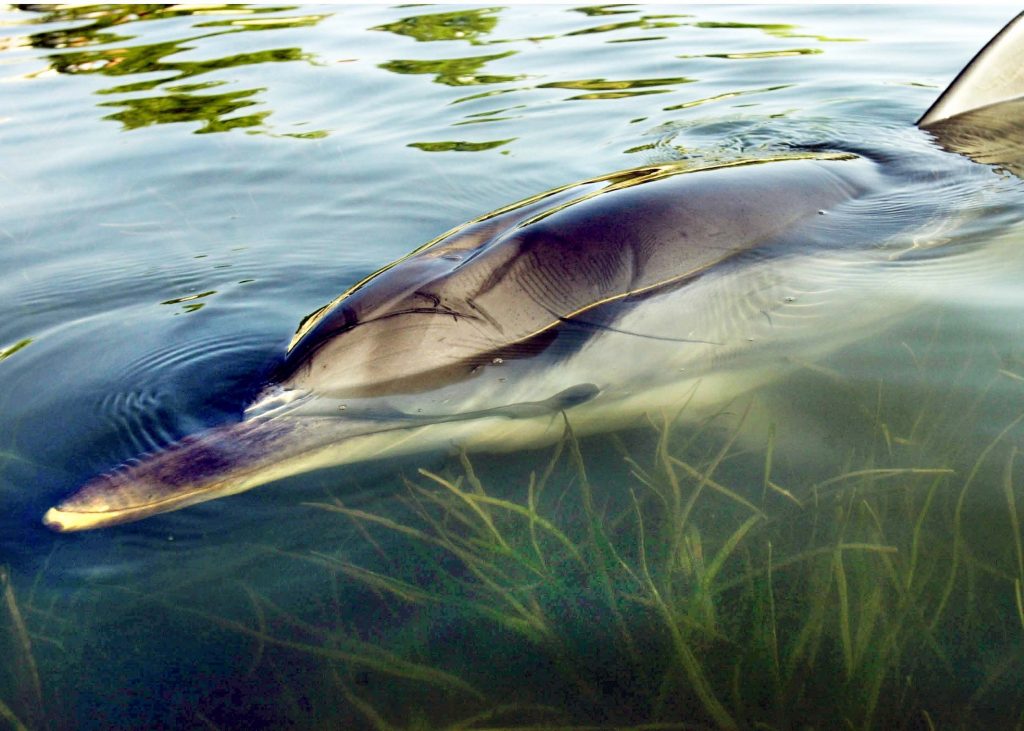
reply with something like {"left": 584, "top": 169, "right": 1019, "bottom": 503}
{"left": 629, "top": 491, "right": 737, "bottom": 729}
{"left": 169, "top": 600, "right": 486, "bottom": 699}
{"left": 318, "top": 557, "right": 444, "bottom": 605}
{"left": 669, "top": 455, "right": 767, "bottom": 520}
{"left": 562, "top": 415, "right": 642, "bottom": 661}
{"left": 810, "top": 468, "right": 954, "bottom": 495}
{"left": 1016, "top": 579, "right": 1024, "bottom": 631}
{"left": 419, "top": 468, "right": 510, "bottom": 551}
{"left": 337, "top": 678, "right": 398, "bottom": 731}
{"left": 762, "top": 423, "right": 776, "bottom": 506}
{"left": 702, "top": 513, "right": 763, "bottom": 592}
{"left": 906, "top": 474, "right": 944, "bottom": 593}
{"left": 833, "top": 548, "right": 854, "bottom": 679}
{"left": 1, "top": 567, "right": 44, "bottom": 731}
{"left": 1004, "top": 448, "right": 1024, "bottom": 585}
{"left": 933, "top": 412, "right": 1024, "bottom": 630}
{"left": 433, "top": 487, "right": 585, "bottom": 567}
{"left": 240, "top": 583, "right": 267, "bottom": 678}
{"left": 0, "top": 698, "right": 29, "bottom": 731}
{"left": 304, "top": 501, "right": 440, "bottom": 546}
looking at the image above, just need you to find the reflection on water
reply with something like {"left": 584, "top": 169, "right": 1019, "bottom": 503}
{"left": 692, "top": 20, "right": 862, "bottom": 43}
{"left": 538, "top": 75, "right": 695, "bottom": 100}
{"left": 379, "top": 50, "right": 524, "bottom": 87}
{"left": 371, "top": 6, "right": 502, "bottom": 44}
{"left": 563, "top": 12, "right": 688, "bottom": 39}
{"left": 661, "top": 84, "right": 792, "bottom": 112}
{"left": 11, "top": 4, "right": 327, "bottom": 136}
{"left": 407, "top": 138, "right": 515, "bottom": 152}
{"left": 573, "top": 5, "right": 641, "bottom": 17}
{"left": 0, "top": 339, "right": 32, "bottom": 363}
{"left": 3, "top": 3, "right": 1024, "bottom": 730}
{"left": 0, "top": 3, "right": 852, "bottom": 150}
{"left": 101, "top": 85, "right": 274, "bottom": 133}
{"left": 691, "top": 47, "right": 824, "bottom": 60}
{"left": 161, "top": 290, "right": 217, "bottom": 314}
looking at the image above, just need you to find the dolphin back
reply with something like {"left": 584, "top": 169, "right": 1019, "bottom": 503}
{"left": 276, "top": 155, "right": 865, "bottom": 399}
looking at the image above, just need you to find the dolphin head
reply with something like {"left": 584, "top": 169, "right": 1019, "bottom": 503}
{"left": 276, "top": 268, "right": 505, "bottom": 398}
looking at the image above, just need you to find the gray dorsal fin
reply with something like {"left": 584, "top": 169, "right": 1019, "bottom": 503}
{"left": 919, "top": 12, "right": 1024, "bottom": 127}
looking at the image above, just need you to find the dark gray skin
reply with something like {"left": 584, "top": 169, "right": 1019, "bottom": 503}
{"left": 42, "top": 13, "right": 1024, "bottom": 532}
{"left": 276, "top": 156, "right": 868, "bottom": 399}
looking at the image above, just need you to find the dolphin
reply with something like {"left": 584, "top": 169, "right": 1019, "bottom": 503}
{"left": 42, "top": 13, "right": 1024, "bottom": 532}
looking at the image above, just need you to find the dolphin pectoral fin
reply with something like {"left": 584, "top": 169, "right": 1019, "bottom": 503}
{"left": 460, "top": 383, "right": 600, "bottom": 421}
{"left": 414, "top": 383, "right": 600, "bottom": 424}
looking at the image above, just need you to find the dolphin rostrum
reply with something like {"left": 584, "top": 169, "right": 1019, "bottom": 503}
{"left": 43, "top": 13, "right": 1024, "bottom": 532}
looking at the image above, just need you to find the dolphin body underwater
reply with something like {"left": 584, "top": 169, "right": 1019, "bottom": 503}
{"left": 43, "top": 14, "right": 1024, "bottom": 532}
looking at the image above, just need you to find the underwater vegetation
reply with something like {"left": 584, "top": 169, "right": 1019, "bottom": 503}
{"left": 282, "top": 404, "right": 1024, "bottom": 729}
{"left": 0, "top": 567, "right": 46, "bottom": 731}
{"left": 8, "top": 326, "right": 1024, "bottom": 730}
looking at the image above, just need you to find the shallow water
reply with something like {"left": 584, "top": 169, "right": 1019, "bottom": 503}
{"left": 3, "top": 4, "right": 1024, "bottom": 729}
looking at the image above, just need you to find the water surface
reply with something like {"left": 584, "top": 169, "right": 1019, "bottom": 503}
{"left": 2, "top": 5, "right": 1024, "bottom": 729}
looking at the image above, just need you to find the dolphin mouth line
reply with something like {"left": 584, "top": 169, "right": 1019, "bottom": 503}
{"left": 42, "top": 478, "right": 236, "bottom": 532}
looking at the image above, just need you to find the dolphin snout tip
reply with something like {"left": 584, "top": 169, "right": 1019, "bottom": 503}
{"left": 42, "top": 503, "right": 124, "bottom": 533}
{"left": 42, "top": 506, "right": 74, "bottom": 533}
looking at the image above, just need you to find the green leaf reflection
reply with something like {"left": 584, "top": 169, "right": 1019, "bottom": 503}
{"left": 692, "top": 21, "right": 862, "bottom": 43}
{"left": 572, "top": 5, "right": 638, "bottom": 17}
{"left": 161, "top": 291, "right": 217, "bottom": 314}
{"left": 21, "top": 5, "right": 301, "bottom": 51}
{"left": 408, "top": 139, "right": 515, "bottom": 152}
{"left": 565, "top": 15, "right": 688, "bottom": 37}
{"left": 539, "top": 76, "right": 694, "bottom": 100}
{"left": 0, "top": 339, "right": 32, "bottom": 364}
{"left": 695, "top": 48, "right": 824, "bottom": 60}
{"left": 540, "top": 77, "right": 694, "bottom": 91}
{"left": 380, "top": 51, "right": 524, "bottom": 86}
{"left": 99, "top": 88, "right": 270, "bottom": 133}
{"left": 17, "top": 5, "right": 327, "bottom": 136}
{"left": 49, "top": 41, "right": 313, "bottom": 94}
{"left": 373, "top": 7, "right": 502, "bottom": 44}
{"left": 195, "top": 14, "right": 331, "bottom": 32}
